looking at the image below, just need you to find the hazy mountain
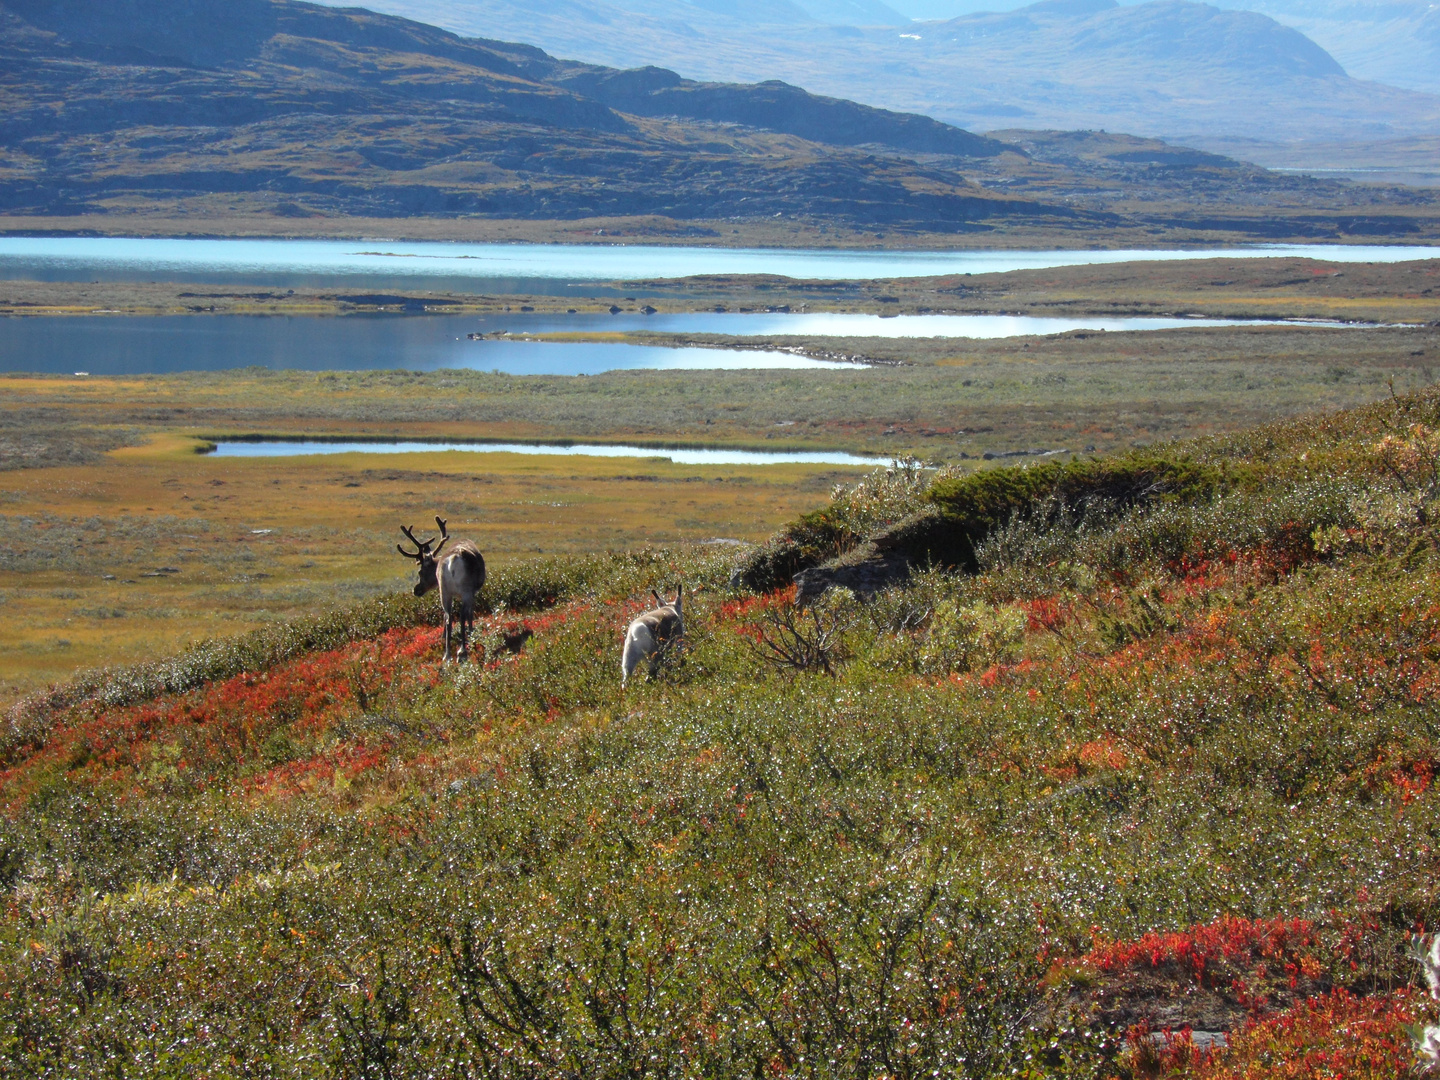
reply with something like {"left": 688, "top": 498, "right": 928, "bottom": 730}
{"left": 790, "top": 0, "right": 907, "bottom": 23}
{"left": 840, "top": 0, "right": 1440, "bottom": 95}
{"left": 1208, "top": 1, "right": 1440, "bottom": 95}
{"left": 323, "top": 0, "right": 1440, "bottom": 145}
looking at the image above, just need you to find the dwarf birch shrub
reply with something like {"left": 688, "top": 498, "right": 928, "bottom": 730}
{"left": 10, "top": 398, "right": 1440, "bottom": 1076}
{"left": 734, "top": 459, "right": 940, "bottom": 591}
{"left": 919, "top": 600, "right": 1026, "bottom": 675}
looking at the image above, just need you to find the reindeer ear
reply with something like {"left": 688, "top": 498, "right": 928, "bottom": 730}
{"left": 651, "top": 590, "right": 664, "bottom": 608}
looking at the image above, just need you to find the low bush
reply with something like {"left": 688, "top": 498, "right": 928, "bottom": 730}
{"left": 1173, "top": 988, "right": 1424, "bottom": 1080}
{"left": 734, "top": 459, "right": 935, "bottom": 591}
{"left": 1, "top": 394, "right": 1440, "bottom": 1076}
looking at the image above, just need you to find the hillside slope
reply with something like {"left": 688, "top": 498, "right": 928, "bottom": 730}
{"left": 329, "top": 0, "right": 1440, "bottom": 144}
{"left": 1204, "top": 0, "right": 1440, "bottom": 96}
{"left": 3, "top": 394, "right": 1440, "bottom": 1074}
{"left": 0, "top": 0, "right": 1042, "bottom": 226}
{"left": 3, "top": 0, "right": 1436, "bottom": 238}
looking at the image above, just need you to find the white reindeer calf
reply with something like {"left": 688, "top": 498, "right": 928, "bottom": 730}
{"left": 621, "top": 586, "right": 684, "bottom": 687}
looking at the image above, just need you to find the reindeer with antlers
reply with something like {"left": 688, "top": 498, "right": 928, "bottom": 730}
{"left": 397, "top": 517, "right": 486, "bottom": 662}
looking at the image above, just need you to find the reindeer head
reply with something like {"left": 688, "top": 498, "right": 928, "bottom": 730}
{"left": 397, "top": 516, "right": 451, "bottom": 596}
{"left": 656, "top": 584, "right": 683, "bottom": 633}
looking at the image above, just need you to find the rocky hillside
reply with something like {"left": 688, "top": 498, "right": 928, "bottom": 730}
{"left": 0, "top": 0, "right": 1041, "bottom": 225}
{"left": 3, "top": 0, "right": 1436, "bottom": 237}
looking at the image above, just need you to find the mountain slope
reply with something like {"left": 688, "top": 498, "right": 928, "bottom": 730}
{"left": 539, "top": 67, "right": 1008, "bottom": 158}
{"left": 0, "top": 0, "right": 1035, "bottom": 225}
{"left": 1202, "top": 1, "right": 1440, "bottom": 96}
{"left": 332, "top": 0, "right": 1440, "bottom": 144}
{"left": 3, "top": 0, "right": 1435, "bottom": 238}
{"left": 790, "top": 0, "right": 907, "bottom": 22}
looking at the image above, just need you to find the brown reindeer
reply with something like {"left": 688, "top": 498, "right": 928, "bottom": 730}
{"left": 397, "top": 516, "right": 486, "bottom": 662}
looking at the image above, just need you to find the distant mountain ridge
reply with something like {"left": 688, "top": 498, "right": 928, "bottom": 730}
{"left": 1209, "top": 0, "right": 1440, "bottom": 95}
{"left": 0, "top": 0, "right": 1046, "bottom": 225}
{"left": 328, "top": 0, "right": 1440, "bottom": 145}
{"left": 929, "top": 0, "right": 1344, "bottom": 80}
{"left": 792, "top": 0, "right": 908, "bottom": 23}
{"left": 0, "top": 0, "right": 1000, "bottom": 155}
{"left": 746, "top": 0, "right": 1440, "bottom": 96}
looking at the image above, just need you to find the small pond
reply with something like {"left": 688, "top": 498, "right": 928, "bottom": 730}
{"left": 207, "top": 440, "right": 884, "bottom": 467}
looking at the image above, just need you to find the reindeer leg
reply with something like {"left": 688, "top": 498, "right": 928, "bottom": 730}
{"left": 442, "top": 599, "right": 453, "bottom": 662}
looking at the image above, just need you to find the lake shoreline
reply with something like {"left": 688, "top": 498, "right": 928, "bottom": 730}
{"left": 4, "top": 255, "right": 1439, "bottom": 326}
{"left": 203, "top": 436, "right": 887, "bottom": 467}
{"left": 7, "top": 213, "right": 1440, "bottom": 251}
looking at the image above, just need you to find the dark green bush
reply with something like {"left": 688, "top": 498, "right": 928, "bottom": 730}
{"left": 734, "top": 460, "right": 938, "bottom": 593}
{"left": 922, "top": 454, "right": 1238, "bottom": 571}
{"left": 733, "top": 504, "right": 865, "bottom": 593}
{"left": 738, "top": 453, "right": 1239, "bottom": 592}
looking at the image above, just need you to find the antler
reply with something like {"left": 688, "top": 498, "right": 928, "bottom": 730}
{"left": 397, "top": 523, "right": 437, "bottom": 560}
{"left": 432, "top": 516, "right": 451, "bottom": 556}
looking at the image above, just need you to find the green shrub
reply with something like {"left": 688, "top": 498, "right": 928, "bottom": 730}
{"left": 734, "top": 460, "right": 936, "bottom": 592}
{"left": 921, "top": 454, "right": 1237, "bottom": 571}
{"left": 919, "top": 599, "right": 1026, "bottom": 674}
{"left": 7, "top": 398, "right": 1440, "bottom": 1077}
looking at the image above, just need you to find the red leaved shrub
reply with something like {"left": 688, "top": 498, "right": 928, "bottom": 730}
{"left": 1178, "top": 988, "right": 1424, "bottom": 1080}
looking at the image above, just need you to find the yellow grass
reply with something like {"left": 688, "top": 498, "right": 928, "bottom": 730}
{"left": 0, "top": 436, "right": 864, "bottom": 705}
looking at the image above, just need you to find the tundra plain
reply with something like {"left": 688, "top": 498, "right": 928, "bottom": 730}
{"left": 3, "top": 254, "right": 1439, "bottom": 703}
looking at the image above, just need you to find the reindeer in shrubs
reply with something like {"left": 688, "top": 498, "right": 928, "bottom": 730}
{"left": 621, "top": 585, "right": 684, "bottom": 687}
{"left": 397, "top": 516, "right": 486, "bottom": 661}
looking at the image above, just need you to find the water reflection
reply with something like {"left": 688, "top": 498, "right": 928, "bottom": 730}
{"left": 0, "top": 317, "right": 867, "bottom": 375}
{"left": 0, "top": 312, "right": 1363, "bottom": 376}
{"left": 1, "top": 236, "right": 1435, "bottom": 295}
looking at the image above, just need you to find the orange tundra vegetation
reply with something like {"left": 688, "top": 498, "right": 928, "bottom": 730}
{"left": 4, "top": 394, "right": 1440, "bottom": 1075}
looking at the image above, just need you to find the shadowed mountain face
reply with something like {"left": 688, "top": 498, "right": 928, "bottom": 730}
{"left": 2, "top": 0, "right": 283, "bottom": 66}
{"left": 0, "top": 0, "right": 1042, "bottom": 224}
{"left": 331, "top": 0, "right": 1440, "bottom": 144}
{"left": 2, "top": 0, "right": 1435, "bottom": 236}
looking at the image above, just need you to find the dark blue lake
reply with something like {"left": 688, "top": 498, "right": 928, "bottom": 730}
{"left": 0, "top": 311, "right": 1368, "bottom": 376}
